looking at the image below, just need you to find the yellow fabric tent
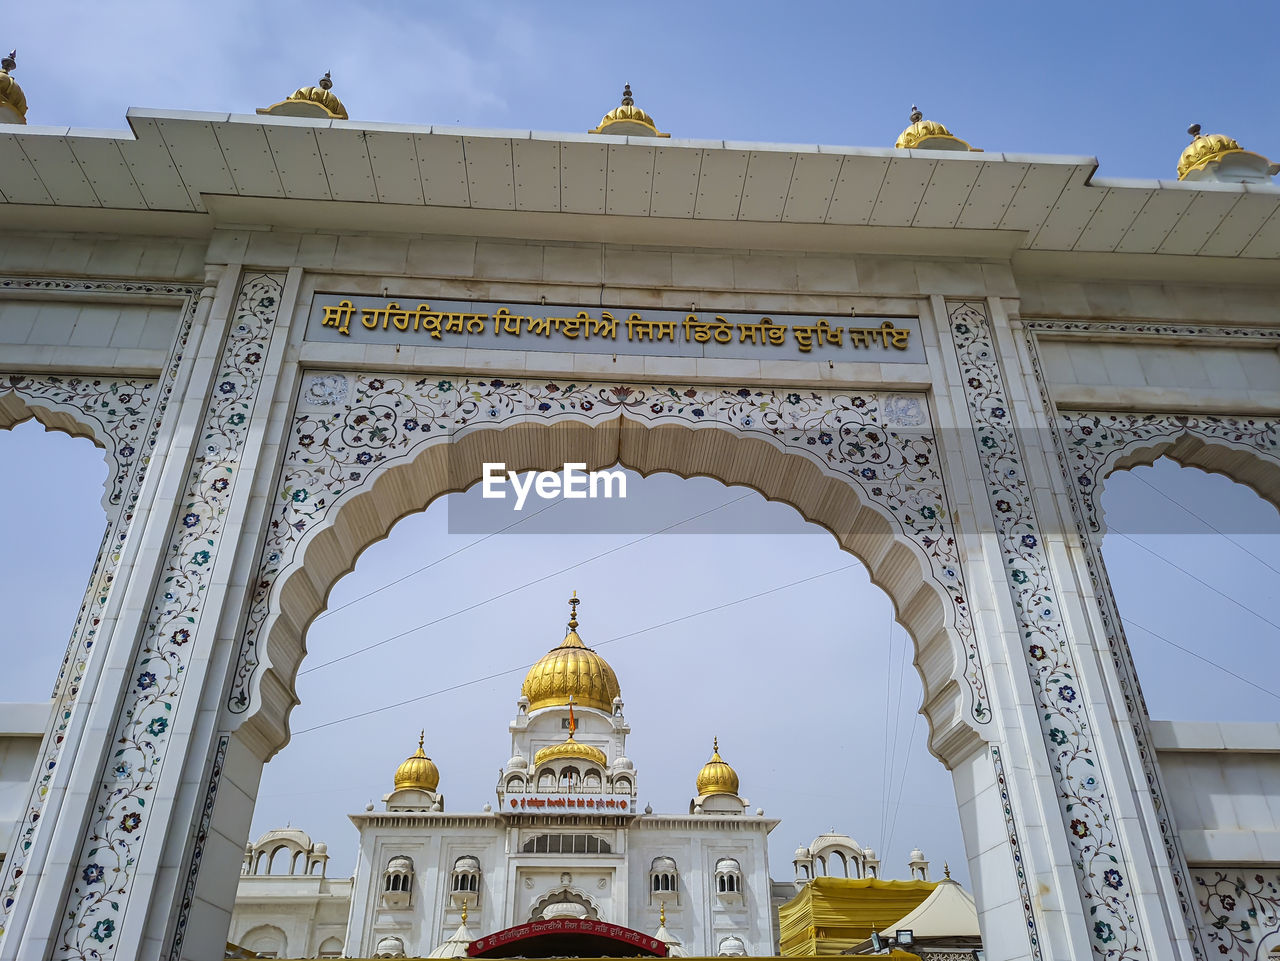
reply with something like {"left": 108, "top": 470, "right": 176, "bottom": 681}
{"left": 777, "top": 877, "right": 937, "bottom": 956}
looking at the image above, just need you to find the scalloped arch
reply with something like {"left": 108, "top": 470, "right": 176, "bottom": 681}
{"left": 230, "top": 376, "right": 991, "bottom": 770}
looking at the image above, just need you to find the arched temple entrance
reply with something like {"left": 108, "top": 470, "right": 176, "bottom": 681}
{"left": 0, "top": 107, "right": 1276, "bottom": 958}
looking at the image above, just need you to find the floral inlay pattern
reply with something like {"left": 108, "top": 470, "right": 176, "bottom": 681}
{"left": 166, "top": 735, "right": 229, "bottom": 961}
{"left": 56, "top": 274, "right": 284, "bottom": 960}
{"left": 227, "top": 375, "right": 990, "bottom": 728}
{"left": 1195, "top": 870, "right": 1280, "bottom": 960}
{"left": 948, "top": 301, "right": 1144, "bottom": 960}
{"left": 991, "top": 747, "right": 1043, "bottom": 961}
{"left": 0, "top": 281, "right": 199, "bottom": 947}
{"left": 1052, "top": 407, "right": 1280, "bottom": 959}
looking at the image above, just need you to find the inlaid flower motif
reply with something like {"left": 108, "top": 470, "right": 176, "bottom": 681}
{"left": 90, "top": 918, "right": 115, "bottom": 942}
{"left": 120, "top": 811, "right": 142, "bottom": 833}
{"left": 860, "top": 468, "right": 877, "bottom": 479}
{"left": 191, "top": 550, "right": 211, "bottom": 567}
{"left": 980, "top": 435, "right": 997, "bottom": 449}
{"left": 146, "top": 716, "right": 168, "bottom": 736}
{"left": 913, "top": 453, "right": 929, "bottom": 465}
{"left": 691, "top": 408, "right": 704, "bottom": 418}
{"left": 211, "top": 478, "right": 230, "bottom": 493}
{"left": 995, "top": 499, "right": 1012, "bottom": 513}
{"left": 299, "top": 434, "right": 315, "bottom": 446}
{"left": 227, "top": 413, "right": 246, "bottom": 427}
{"left": 1221, "top": 894, "right": 1236, "bottom": 911}
{"left": 1102, "top": 869, "right": 1123, "bottom": 890}
{"left": 1093, "top": 921, "right": 1114, "bottom": 943}
{"left": 1070, "top": 818, "right": 1090, "bottom": 838}
{"left": 743, "top": 416, "right": 755, "bottom": 427}
{"left": 818, "top": 431, "right": 832, "bottom": 445}
{"left": 580, "top": 401, "right": 594, "bottom": 412}
{"left": 1077, "top": 475, "right": 1092, "bottom": 488}
{"left": 245, "top": 351, "right": 262, "bottom": 365}
{"left": 1020, "top": 534, "right": 1037, "bottom": 548}
{"left": 136, "top": 672, "right": 157, "bottom": 690}
{"left": 736, "top": 388, "right": 751, "bottom": 398}
{"left": 119, "top": 444, "right": 135, "bottom": 457}
{"left": 355, "top": 452, "right": 373, "bottom": 465}
{"left": 218, "top": 381, "right": 236, "bottom": 394}
{"left": 991, "top": 406, "right": 1006, "bottom": 419}
{"left": 82, "top": 864, "right": 105, "bottom": 885}
{"left": 538, "top": 402, "right": 552, "bottom": 412}
{"left": 967, "top": 377, "right": 982, "bottom": 389}
{"left": 403, "top": 419, "right": 419, "bottom": 431}
{"left": 436, "top": 380, "right": 453, "bottom": 391}
{"left": 369, "top": 379, "right": 385, "bottom": 391}
{"left": 171, "top": 629, "right": 190, "bottom": 645}
{"left": 258, "top": 296, "right": 275, "bottom": 308}
{"left": 1059, "top": 685, "right": 1077, "bottom": 703}
{"left": 1011, "top": 569, "right": 1028, "bottom": 584}
{"left": 786, "top": 393, "right": 801, "bottom": 405}
{"left": 182, "top": 513, "right": 200, "bottom": 528}
{"left": 919, "top": 505, "right": 937, "bottom": 519}
{"left": 851, "top": 397, "right": 867, "bottom": 408}
{"left": 1028, "top": 645, "right": 1047, "bottom": 661}
{"left": 490, "top": 379, "right": 505, "bottom": 388}
{"left": 1049, "top": 727, "right": 1068, "bottom": 745}
{"left": 113, "top": 761, "right": 131, "bottom": 779}
{"left": 487, "top": 407, "right": 499, "bottom": 417}
{"left": 292, "top": 489, "right": 309, "bottom": 502}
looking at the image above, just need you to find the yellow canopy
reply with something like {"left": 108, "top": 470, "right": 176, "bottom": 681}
{"left": 778, "top": 877, "right": 937, "bottom": 956}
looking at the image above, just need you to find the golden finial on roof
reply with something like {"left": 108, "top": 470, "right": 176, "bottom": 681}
{"left": 569, "top": 591, "right": 580, "bottom": 630}
{"left": 895, "top": 104, "right": 978, "bottom": 152}
{"left": 0, "top": 50, "right": 28, "bottom": 125}
{"left": 660, "top": 903, "right": 666, "bottom": 925}
{"left": 258, "top": 70, "right": 349, "bottom": 121}
{"left": 696, "top": 736, "right": 741, "bottom": 797}
{"left": 589, "top": 83, "right": 670, "bottom": 138}
{"left": 1177, "top": 122, "right": 1277, "bottom": 182}
{"left": 944, "top": 862, "right": 951, "bottom": 879}
{"left": 461, "top": 900, "right": 468, "bottom": 924}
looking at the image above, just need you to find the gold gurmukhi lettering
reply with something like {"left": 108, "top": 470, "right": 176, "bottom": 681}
{"left": 625, "top": 313, "right": 676, "bottom": 342}
{"left": 791, "top": 318, "right": 843, "bottom": 352}
{"left": 443, "top": 311, "right": 487, "bottom": 335}
{"left": 682, "top": 314, "right": 734, "bottom": 344}
{"left": 320, "top": 299, "right": 355, "bottom": 336}
{"left": 737, "top": 316, "right": 788, "bottom": 346}
{"left": 849, "top": 321, "right": 911, "bottom": 349}
{"left": 492, "top": 307, "right": 524, "bottom": 337}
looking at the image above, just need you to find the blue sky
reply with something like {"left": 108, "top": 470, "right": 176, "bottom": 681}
{"left": 2, "top": 0, "right": 1279, "bottom": 892}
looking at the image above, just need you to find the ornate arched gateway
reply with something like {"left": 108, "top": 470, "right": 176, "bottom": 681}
{"left": 0, "top": 100, "right": 1277, "bottom": 961}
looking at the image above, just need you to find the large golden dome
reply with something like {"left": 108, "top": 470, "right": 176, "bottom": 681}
{"left": 394, "top": 732, "right": 440, "bottom": 792}
{"left": 696, "top": 738, "right": 740, "bottom": 797}
{"left": 521, "top": 594, "right": 621, "bottom": 712}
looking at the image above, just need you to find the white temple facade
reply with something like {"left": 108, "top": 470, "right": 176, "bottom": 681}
{"left": 229, "top": 595, "right": 778, "bottom": 958}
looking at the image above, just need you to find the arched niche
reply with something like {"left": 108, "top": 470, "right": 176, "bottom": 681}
{"left": 227, "top": 375, "right": 995, "bottom": 770}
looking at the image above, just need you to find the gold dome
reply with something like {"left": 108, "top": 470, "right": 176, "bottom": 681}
{"left": 534, "top": 733, "right": 608, "bottom": 768}
{"left": 895, "top": 105, "right": 975, "bottom": 151}
{"left": 394, "top": 732, "right": 440, "bottom": 792}
{"left": 696, "top": 737, "right": 740, "bottom": 797}
{"left": 257, "top": 71, "right": 349, "bottom": 121}
{"left": 520, "top": 593, "right": 621, "bottom": 713}
{"left": 589, "top": 84, "right": 669, "bottom": 138}
{"left": 0, "top": 51, "right": 28, "bottom": 125}
{"left": 1178, "top": 124, "right": 1245, "bottom": 180}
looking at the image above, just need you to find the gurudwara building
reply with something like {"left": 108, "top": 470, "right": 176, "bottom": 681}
{"left": 2, "top": 53, "right": 1280, "bottom": 961}
{"left": 228, "top": 594, "right": 793, "bottom": 958}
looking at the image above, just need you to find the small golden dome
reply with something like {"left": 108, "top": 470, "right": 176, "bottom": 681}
{"left": 1178, "top": 123, "right": 1245, "bottom": 180}
{"left": 895, "top": 105, "right": 975, "bottom": 151}
{"left": 394, "top": 732, "right": 440, "bottom": 792}
{"left": 696, "top": 737, "right": 740, "bottom": 797}
{"left": 589, "top": 84, "right": 669, "bottom": 138}
{"left": 257, "top": 71, "right": 349, "bottom": 121}
{"left": 533, "top": 733, "right": 608, "bottom": 768}
{"left": 0, "top": 51, "right": 28, "bottom": 125}
{"left": 520, "top": 593, "right": 621, "bottom": 712}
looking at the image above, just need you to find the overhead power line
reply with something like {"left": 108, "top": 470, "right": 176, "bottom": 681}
{"left": 292, "top": 562, "right": 861, "bottom": 736}
{"left": 1122, "top": 617, "right": 1280, "bottom": 704}
{"left": 298, "top": 492, "right": 757, "bottom": 677}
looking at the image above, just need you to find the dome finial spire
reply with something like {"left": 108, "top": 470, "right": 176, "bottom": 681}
{"left": 659, "top": 902, "right": 666, "bottom": 925}
{"left": 568, "top": 590, "right": 580, "bottom": 630}
{"left": 461, "top": 898, "right": 469, "bottom": 924}
{"left": 621, "top": 83, "right": 634, "bottom": 106}
{"left": 1188, "top": 122, "right": 1202, "bottom": 140}
{"left": 0, "top": 48, "right": 28, "bottom": 125}
{"left": 713, "top": 736, "right": 720, "bottom": 756}
{"left": 909, "top": 104, "right": 922, "bottom": 124}
{"left": 418, "top": 729, "right": 425, "bottom": 752}
{"left": 2, "top": 51, "right": 14, "bottom": 72}
{"left": 319, "top": 70, "right": 333, "bottom": 91}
